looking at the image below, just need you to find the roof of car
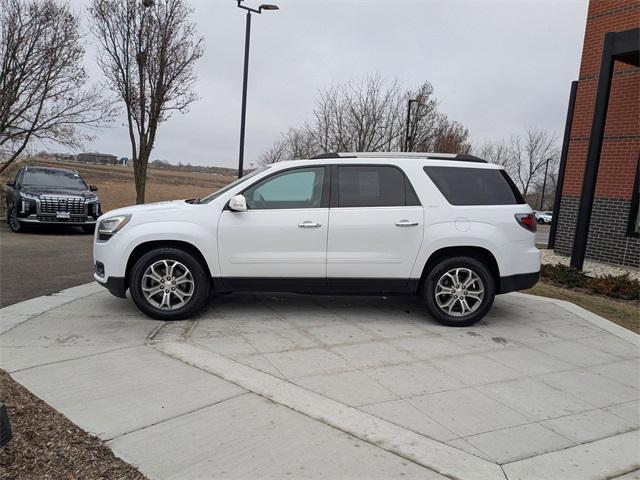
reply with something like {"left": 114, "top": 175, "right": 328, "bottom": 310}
{"left": 310, "top": 152, "right": 487, "bottom": 163}
{"left": 24, "top": 165, "right": 78, "bottom": 175}
{"left": 269, "top": 152, "right": 501, "bottom": 170}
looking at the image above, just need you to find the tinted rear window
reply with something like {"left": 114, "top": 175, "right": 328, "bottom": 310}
{"left": 424, "top": 166, "right": 525, "bottom": 206}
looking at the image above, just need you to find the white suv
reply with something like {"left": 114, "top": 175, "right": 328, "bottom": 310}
{"left": 93, "top": 153, "right": 540, "bottom": 327}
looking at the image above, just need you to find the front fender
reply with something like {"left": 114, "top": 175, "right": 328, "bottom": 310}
{"left": 97, "top": 220, "right": 219, "bottom": 279}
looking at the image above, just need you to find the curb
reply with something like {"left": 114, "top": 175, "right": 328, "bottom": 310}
{"left": 508, "top": 292, "right": 639, "bottom": 345}
{"left": 0, "top": 283, "right": 103, "bottom": 335}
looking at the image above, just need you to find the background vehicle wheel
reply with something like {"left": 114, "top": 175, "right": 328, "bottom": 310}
{"left": 82, "top": 225, "right": 95, "bottom": 234}
{"left": 129, "top": 248, "right": 210, "bottom": 320}
{"left": 423, "top": 256, "right": 495, "bottom": 327}
{"left": 537, "top": 218, "right": 545, "bottom": 224}
{"left": 7, "top": 205, "right": 22, "bottom": 233}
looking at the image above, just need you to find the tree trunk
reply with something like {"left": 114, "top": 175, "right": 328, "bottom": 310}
{"left": 134, "top": 148, "right": 150, "bottom": 204}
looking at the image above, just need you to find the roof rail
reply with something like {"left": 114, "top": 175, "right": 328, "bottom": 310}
{"left": 309, "top": 152, "right": 487, "bottom": 163}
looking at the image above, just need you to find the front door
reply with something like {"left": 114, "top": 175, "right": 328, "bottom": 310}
{"left": 327, "top": 165, "right": 424, "bottom": 282}
{"left": 218, "top": 166, "right": 329, "bottom": 283}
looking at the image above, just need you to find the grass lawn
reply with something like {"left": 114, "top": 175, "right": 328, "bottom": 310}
{"left": 525, "top": 281, "right": 639, "bottom": 334}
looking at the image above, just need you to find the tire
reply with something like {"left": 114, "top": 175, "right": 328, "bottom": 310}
{"left": 423, "top": 256, "right": 496, "bottom": 327}
{"left": 82, "top": 225, "right": 95, "bottom": 234}
{"left": 7, "top": 205, "right": 22, "bottom": 233}
{"left": 537, "top": 218, "right": 544, "bottom": 225}
{"left": 129, "top": 247, "right": 210, "bottom": 320}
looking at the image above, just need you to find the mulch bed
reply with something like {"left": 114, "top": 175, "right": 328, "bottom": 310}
{"left": 0, "top": 369, "right": 147, "bottom": 480}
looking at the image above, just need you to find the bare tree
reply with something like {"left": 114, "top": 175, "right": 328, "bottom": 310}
{"left": 474, "top": 139, "right": 510, "bottom": 167}
{"left": 0, "top": 0, "right": 114, "bottom": 174}
{"left": 261, "top": 75, "right": 470, "bottom": 163}
{"left": 90, "top": 0, "right": 203, "bottom": 203}
{"left": 509, "top": 128, "right": 558, "bottom": 196}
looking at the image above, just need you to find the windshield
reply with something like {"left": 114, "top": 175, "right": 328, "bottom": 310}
{"left": 23, "top": 169, "right": 87, "bottom": 190}
{"left": 199, "top": 166, "right": 268, "bottom": 204}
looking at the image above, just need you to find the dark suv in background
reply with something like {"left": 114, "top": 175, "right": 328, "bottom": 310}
{"left": 5, "top": 166, "right": 101, "bottom": 233}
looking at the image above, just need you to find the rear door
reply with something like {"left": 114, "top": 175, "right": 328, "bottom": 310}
{"left": 327, "top": 164, "right": 424, "bottom": 282}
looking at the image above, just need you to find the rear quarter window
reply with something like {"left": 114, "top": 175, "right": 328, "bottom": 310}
{"left": 423, "top": 166, "right": 525, "bottom": 206}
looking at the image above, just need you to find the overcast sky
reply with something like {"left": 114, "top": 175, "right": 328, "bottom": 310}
{"left": 64, "top": 0, "right": 588, "bottom": 169}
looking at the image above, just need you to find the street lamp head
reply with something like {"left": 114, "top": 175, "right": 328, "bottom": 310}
{"left": 259, "top": 4, "right": 279, "bottom": 11}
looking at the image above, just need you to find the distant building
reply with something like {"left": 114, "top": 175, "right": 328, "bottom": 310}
{"left": 550, "top": 0, "right": 639, "bottom": 269}
{"left": 119, "top": 157, "right": 129, "bottom": 166}
{"left": 76, "top": 153, "right": 118, "bottom": 165}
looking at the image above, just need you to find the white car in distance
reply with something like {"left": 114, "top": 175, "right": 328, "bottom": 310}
{"left": 93, "top": 152, "right": 540, "bottom": 327}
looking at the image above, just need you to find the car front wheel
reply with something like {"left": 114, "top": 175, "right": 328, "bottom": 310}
{"left": 423, "top": 256, "right": 495, "bottom": 327}
{"left": 7, "top": 205, "right": 22, "bottom": 233}
{"left": 129, "top": 247, "right": 210, "bottom": 320}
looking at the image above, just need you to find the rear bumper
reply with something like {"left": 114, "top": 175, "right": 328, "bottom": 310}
{"left": 94, "top": 273, "right": 127, "bottom": 298}
{"left": 498, "top": 272, "right": 539, "bottom": 294}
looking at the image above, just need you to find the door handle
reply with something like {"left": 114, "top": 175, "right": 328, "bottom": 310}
{"left": 298, "top": 221, "right": 322, "bottom": 228}
{"left": 395, "top": 220, "right": 419, "bottom": 227}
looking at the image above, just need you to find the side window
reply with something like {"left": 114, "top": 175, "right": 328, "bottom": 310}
{"left": 243, "top": 167, "right": 325, "bottom": 210}
{"left": 336, "top": 166, "right": 419, "bottom": 207}
{"left": 423, "top": 166, "right": 526, "bottom": 206}
{"left": 14, "top": 169, "right": 23, "bottom": 187}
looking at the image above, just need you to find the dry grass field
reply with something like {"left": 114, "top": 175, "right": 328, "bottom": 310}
{"left": 0, "top": 158, "right": 236, "bottom": 216}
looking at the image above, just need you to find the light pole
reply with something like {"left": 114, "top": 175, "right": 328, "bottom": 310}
{"left": 404, "top": 99, "right": 420, "bottom": 152}
{"left": 236, "top": 1, "right": 279, "bottom": 178}
{"left": 539, "top": 158, "right": 551, "bottom": 210}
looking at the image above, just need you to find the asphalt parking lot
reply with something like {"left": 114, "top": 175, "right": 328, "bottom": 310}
{"left": 1, "top": 283, "right": 638, "bottom": 480}
{"left": 0, "top": 223, "right": 94, "bottom": 307}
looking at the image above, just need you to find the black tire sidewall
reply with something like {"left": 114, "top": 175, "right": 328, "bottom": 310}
{"left": 423, "top": 256, "right": 495, "bottom": 327}
{"left": 129, "top": 248, "right": 210, "bottom": 320}
{"left": 7, "top": 205, "right": 22, "bottom": 233}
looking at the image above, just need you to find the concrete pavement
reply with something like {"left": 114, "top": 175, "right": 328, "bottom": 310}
{"left": 1, "top": 284, "right": 638, "bottom": 479}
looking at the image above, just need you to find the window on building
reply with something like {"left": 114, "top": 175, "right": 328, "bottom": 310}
{"left": 423, "top": 166, "right": 526, "bottom": 206}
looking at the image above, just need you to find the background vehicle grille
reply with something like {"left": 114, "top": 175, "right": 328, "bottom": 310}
{"left": 40, "top": 196, "right": 85, "bottom": 214}
{"left": 36, "top": 215, "right": 87, "bottom": 223}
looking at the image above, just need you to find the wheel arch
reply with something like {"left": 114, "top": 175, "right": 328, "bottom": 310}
{"left": 125, "top": 240, "right": 212, "bottom": 289}
{"left": 419, "top": 246, "right": 501, "bottom": 292}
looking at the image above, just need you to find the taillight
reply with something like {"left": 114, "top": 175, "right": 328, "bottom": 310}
{"left": 515, "top": 213, "right": 537, "bottom": 232}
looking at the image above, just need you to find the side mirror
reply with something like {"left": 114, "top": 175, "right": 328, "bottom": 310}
{"left": 6, "top": 180, "right": 15, "bottom": 187}
{"left": 228, "top": 194, "right": 247, "bottom": 212}
{"left": 89, "top": 184, "right": 98, "bottom": 192}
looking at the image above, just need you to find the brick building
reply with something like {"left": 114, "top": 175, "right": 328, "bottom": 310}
{"left": 550, "top": 0, "right": 639, "bottom": 268}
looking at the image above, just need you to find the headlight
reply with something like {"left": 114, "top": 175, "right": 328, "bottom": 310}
{"left": 97, "top": 214, "right": 131, "bottom": 242}
{"left": 20, "top": 192, "right": 39, "bottom": 200}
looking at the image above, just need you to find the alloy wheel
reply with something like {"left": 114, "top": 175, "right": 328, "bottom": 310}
{"left": 434, "top": 267, "right": 485, "bottom": 317}
{"left": 141, "top": 259, "right": 194, "bottom": 310}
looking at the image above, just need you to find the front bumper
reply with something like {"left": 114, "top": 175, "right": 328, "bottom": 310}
{"left": 19, "top": 214, "right": 97, "bottom": 226}
{"left": 94, "top": 272, "right": 127, "bottom": 298}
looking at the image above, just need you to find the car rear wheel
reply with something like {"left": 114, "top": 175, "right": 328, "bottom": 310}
{"left": 129, "top": 248, "right": 210, "bottom": 320}
{"left": 423, "top": 256, "right": 495, "bottom": 327}
{"left": 7, "top": 205, "right": 22, "bottom": 233}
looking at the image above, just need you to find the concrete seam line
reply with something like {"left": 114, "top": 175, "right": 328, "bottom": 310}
{"left": 507, "top": 292, "right": 639, "bottom": 344}
{"left": 152, "top": 341, "right": 506, "bottom": 480}
{"left": 6, "top": 344, "right": 140, "bottom": 374}
{"left": 104, "top": 391, "right": 251, "bottom": 442}
{"left": 501, "top": 429, "right": 640, "bottom": 480}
